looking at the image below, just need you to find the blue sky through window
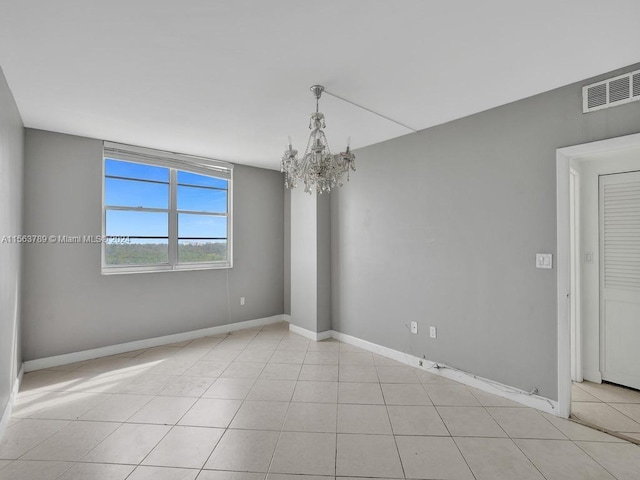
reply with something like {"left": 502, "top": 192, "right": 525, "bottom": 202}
{"left": 105, "top": 158, "right": 228, "bottom": 240}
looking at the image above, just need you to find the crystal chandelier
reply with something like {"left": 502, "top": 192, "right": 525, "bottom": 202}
{"left": 281, "top": 85, "right": 356, "bottom": 194}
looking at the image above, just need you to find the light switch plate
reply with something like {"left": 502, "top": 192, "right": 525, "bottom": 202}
{"left": 536, "top": 254, "right": 553, "bottom": 269}
{"left": 429, "top": 326, "right": 437, "bottom": 339}
{"left": 410, "top": 321, "right": 418, "bottom": 334}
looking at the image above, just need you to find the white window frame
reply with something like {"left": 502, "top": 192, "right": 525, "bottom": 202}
{"left": 102, "top": 141, "right": 233, "bottom": 274}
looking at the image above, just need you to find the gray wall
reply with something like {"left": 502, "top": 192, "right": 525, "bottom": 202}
{"left": 331, "top": 62, "right": 640, "bottom": 400}
{"left": 22, "top": 129, "right": 284, "bottom": 360}
{"left": 284, "top": 188, "right": 291, "bottom": 315}
{"left": 0, "top": 67, "right": 23, "bottom": 419}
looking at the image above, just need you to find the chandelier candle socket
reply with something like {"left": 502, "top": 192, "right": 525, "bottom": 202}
{"left": 281, "top": 85, "right": 356, "bottom": 194}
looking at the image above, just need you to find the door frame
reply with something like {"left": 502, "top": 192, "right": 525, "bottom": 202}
{"left": 556, "top": 132, "right": 640, "bottom": 418}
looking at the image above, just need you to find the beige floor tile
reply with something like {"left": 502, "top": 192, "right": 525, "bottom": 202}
{"left": 304, "top": 352, "right": 339, "bottom": 365}
{"left": 577, "top": 382, "right": 640, "bottom": 404}
{"left": 515, "top": 439, "right": 616, "bottom": 480}
{"left": 0, "top": 460, "right": 73, "bottom": 480}
{"left": 610, "top": 403, "right": 640, "bottom": 424}
{"left": 396, "top": 435, "right": 475, "bottom": 479}
{"left": 339, "top": 343, "right": 368, "bottom": 353}
{"left": 115, "top": 374, "right": 176, "bottom": 395}
{"left": 299, "top": 365, "right": 339, "bottom": 382}
{"left": 376, "top": 366, "right": 420, "bottom": 384}
{"left": 0, "top": 460, "right": 9, "bottom": 470}
{"left": 577, "top": 441, "right": 640, "bottom": 480}
{"left": 437, "top": 406, "right": 507, "bottom": 437}
{"left": 159, "top": 376, "right": 215, "bottom": 397}
{"left": 372, "top": 355, "right": 405, "bottom": 367}
{"left": 220, "top": 362, "right": 266, "bottom": 379}
{"left": 283, "top": 402, "right": 337, "bottom": 433}
{"left": 57, "top": 462, "right": 134, "bottom": 480}
{"left": 22, "top": 421, "right": 119, "bottom": 461}
{"left": 381, "top": 383, "right": 432, "bottom": 405}
{"left": 336, "top": 434, "right": 403, "bottom": 478}
{"left": 259, "top": 363, "right": 301, "bottom": 381}
{"left": 339, "top": 352, "right": 374, "bottom": 365}
{"left": 127, "top": 465, "right": 199, "bottom": 480}
{"left": 572, "top": 384, "right": 601, "bottom": 402}
{"left": 270, "top": 350, "right": 306, "bottom": 364}
{"left": 423, "top": 385, "right": 481, "bottom": 406}
{"left": 270, "top": 432, "right": 336, "bottom": 475}
{"left": 387, "top": 405, "right": 449, "bottom": 436}
{"left": 202, "top": 378, "right": 255, "bottom": 399}
{"left": 487, "top": 407, "right": 566, "bottom": 439}
{"left": 455, "top": 437, "right": 544, "bottom": 480}
{"left": 128, "top": 396, "right": 196, "bottom": 425}
{"left": 84, "top": 423, "right": 170, "bottom": 464}
{"left": 205, "top": 429, "right": 279, "bottom": 472}
{"left": 229, "top": 400, "right": 289, "bottom": 430}
{"left": 467, "top": 387, "right": 521, "bottom": 407}
{"left": 292, "top": 381, "right": 338, "bottom": 403}
{"left": 337, "top": 404, "right": 392, "bottom": 434}
{"left": 542, "top": 412, "right": 624, "bottom": 442}
{"left": 80, "top": 393, "right": 153, "bottom": 422}
{"left": 338, "top": 365, "right": 379, "bottom": 383}
{"left": 179, "top": 398, "right": 242, "bottom": 428}
{"left": 235, "top": 349, "right": 274, "bottom": 363}
{"left": 19, "top": 370, "right": 75, "bottom": 393}
{"left": 74, "top": 356, "right": 135, "bottom": 373}
{"left": 269, "top": 475, "right": 330, "bottom": 480}
{"left": 200, "top": 349, "right": 240, "bottom": 363}
{"left": 571, "top": 402, "right": 640, "bottom": 433}
{"left": 143, "top": 426, "right": 224, "bottom": 469}
{"left": 0, "top": 418, "right": 69, "bottom": 459}
{"left": 246, "top": 379, "right": 296, "bottom": 402}
{"left": 338, "top": 382, "right": 384, "bottom": 404}
{"left": 306, "top": 340, "right": 340, "bottom": 352}
{"left": 183, "top": 360, "right": 228, "bottom": 377}
{"left": 28, "top": 392, "right": 109, "bottom": 420}
{"left": 201, "top": 472, "right": 265, "bottom": 480}
{"left": 415, "top": 370, "right": 458, "bottom": 385}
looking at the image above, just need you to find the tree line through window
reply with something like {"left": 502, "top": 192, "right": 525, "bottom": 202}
{"left": 103, "top": 151, "right": 231, "bottom": 273}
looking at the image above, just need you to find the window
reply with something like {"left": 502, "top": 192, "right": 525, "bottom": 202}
{"left": 102, "top": 142, "right": 232, "bottom": 274}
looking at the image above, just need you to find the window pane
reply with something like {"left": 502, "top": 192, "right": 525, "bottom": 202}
{"left": 105, "top": 178, "right": 169, "bottom": 209}
{"left": 106, "top": 210, "right": 168, "bottom": 237}
{"left": 178, "top": 214, "right": 227, "bottom": 238}
{"left": 178, "top": 240, "right": 227, "bottom": 263}
{"left": 178, "top": 171, "right": 228, "bottom": 189}
{"left": 105, "top": 158, "right": 169, "bottom": 182}
{"left": 105, "top": 239, "right": 168, "bottom": 266}
{"left": 177, "top": 185, "right": 227, "bottom": 213}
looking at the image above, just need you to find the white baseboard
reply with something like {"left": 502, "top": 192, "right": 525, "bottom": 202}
{"left": 24, "top": 315, "right": 287, "bottom": 373}
{"left": 288, "top": 323, "right": 333, "bottom": 341}
{"left": 330, "top": 330, "right": 558, "bottom": 415}
{"left": 0, "top": 364, "right": 23, "bottom": 442}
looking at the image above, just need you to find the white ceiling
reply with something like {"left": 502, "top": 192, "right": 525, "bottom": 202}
{"left": 1, "top": 0, "right": 639, "bottom": 170}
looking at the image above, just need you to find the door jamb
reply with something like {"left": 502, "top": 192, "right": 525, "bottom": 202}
{"left": 556, "top": 132, "right": 640, "bottom": 418}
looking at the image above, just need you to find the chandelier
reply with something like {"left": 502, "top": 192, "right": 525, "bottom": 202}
{"left": 281, "top": 85, "right": 355, "bottom": 194}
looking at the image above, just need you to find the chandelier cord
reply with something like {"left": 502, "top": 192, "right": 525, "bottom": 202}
{"left": 323, "top": 89, "right": 418, "bottom": 133}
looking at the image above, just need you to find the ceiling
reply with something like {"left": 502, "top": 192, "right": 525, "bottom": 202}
{"left": 1, "top": 1, "right": 639, "bottom": 170}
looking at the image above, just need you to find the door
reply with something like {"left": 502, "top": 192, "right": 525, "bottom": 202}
{"left": 599, "top": 170, "right": 640, "bottom": 390}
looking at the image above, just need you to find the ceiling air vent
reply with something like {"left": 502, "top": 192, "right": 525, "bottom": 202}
{"left": 582, "top": 68, "right": 640, "bottom": 113}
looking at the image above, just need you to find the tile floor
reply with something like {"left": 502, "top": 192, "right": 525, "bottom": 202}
{"left": 572, "top": 381, "right": 640, "bottom": 443}
{"left": 1, "top": 322, "right": 639, "bottom": 480}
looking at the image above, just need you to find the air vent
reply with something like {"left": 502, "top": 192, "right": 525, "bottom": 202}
{"left": 583, "top": 68, "right": 640, "bottom": 113}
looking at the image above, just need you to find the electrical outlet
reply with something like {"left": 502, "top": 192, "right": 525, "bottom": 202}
{"left": 240, "top": 297, "right": 245, "bottom": 306}
{"left": 429, "top": 326, "right": 437, "bottom": 339}
{"left": 410, "top": 321, "right": 418, "bottom": 334}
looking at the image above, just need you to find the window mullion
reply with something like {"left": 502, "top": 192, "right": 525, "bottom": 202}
{"left": 168, "top": 169, "right": 178, "bottom": 268}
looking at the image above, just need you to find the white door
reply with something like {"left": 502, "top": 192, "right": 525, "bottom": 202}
{"left": 599, "top": 170, "right": 640, "bottom": 390}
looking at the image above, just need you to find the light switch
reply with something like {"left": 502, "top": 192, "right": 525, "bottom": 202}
{"left": 584, "top": 252, "right": 593, "bottom": 264}
{"left": 536, "top": 254, "right": 553, "bottom": 269}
